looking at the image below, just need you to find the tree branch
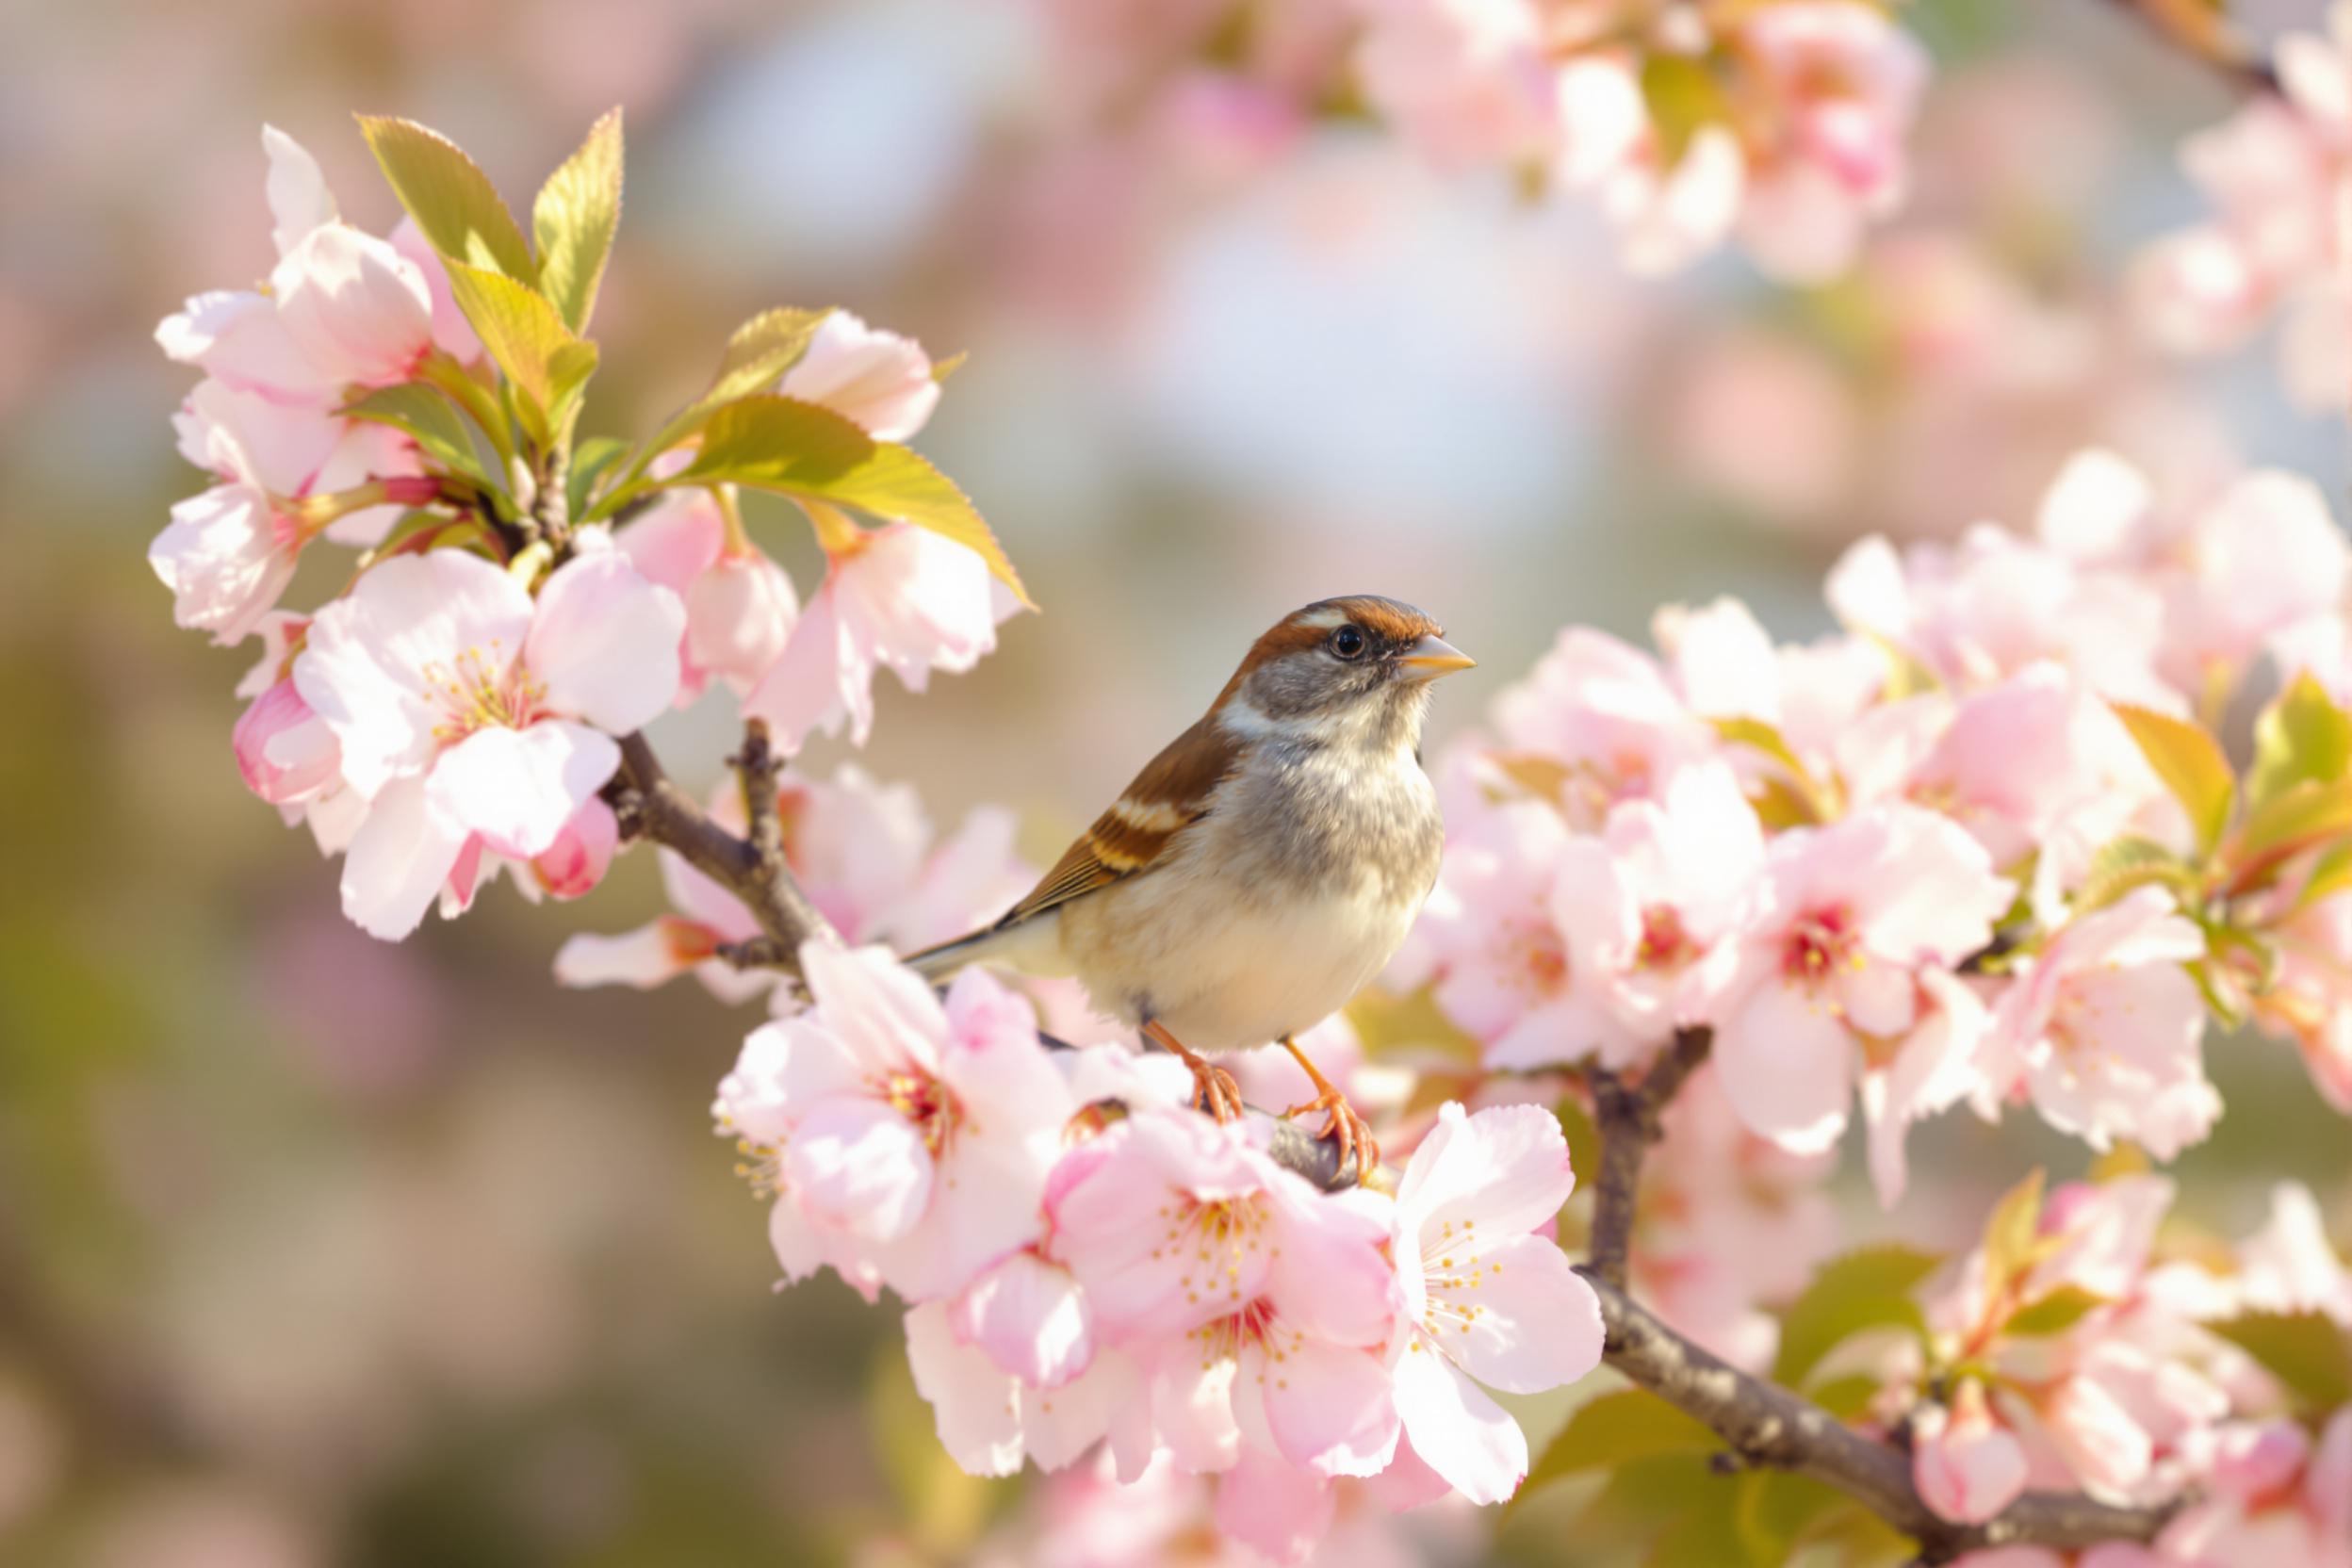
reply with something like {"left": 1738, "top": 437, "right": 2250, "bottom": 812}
{"left": 1576, "top": 1267, "right": 2177, "bottom": 1562}
{"left": 1586, "top": 1026, "right": 1711, "bottom": 1291}
{"left": 1243, "top": 1030, "right": 2172, "bottom": 1560}
{"left": 605, "top": 725, "right": 841, "bottom": 973}
{"left": 2095, "top": 0, "right": 2279, "bottom": 93}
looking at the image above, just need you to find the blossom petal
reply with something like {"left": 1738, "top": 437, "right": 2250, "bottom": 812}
{"left": 1260, "top": 1339, "right": 1400, "bottom": 1478}
{"left": 785, "top": 1097, "right": 932, "bottom": 1243}
{"left": 1391, "top": 1334, "right": 1527, "bottom": 1506}
{"left": 426, "top": 720, "right": 617, "bottom": 859}
{"left": 338, "top": 775, "right": 468, "bottom": 940}
{"left": 526, "top": 552, "right": 687, "bottom": 733}
{"left": 1214, "top": 1453, "right": 1336, "bottom": 1568}
{"left": 1440, "top": 1233, "right": 1605, "bottom": 1395}
{"left": 951, "top": 1251, "right": 1094, "bottom": 1387}
{"left": 1395, "top": 1102, "right": 1576, "bottom": 1244}
{"left": 1716, "top": 974, "right": 1854, "bottom": 1152}
{"left": 904, "top": 1302, "right": 1023, "bottom": 1478}
{"left": 800, "top": 943, "right": 946, "bottom": 1074}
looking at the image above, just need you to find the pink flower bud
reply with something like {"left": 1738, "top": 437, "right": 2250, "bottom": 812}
{"left": 1913, "top": 1380, "right": 2029, "bottom": 1525}
{"left": 532, "top": 797, "right": 619, "bottom": 901}
{"left": 686, "top": 547, "right": 799, "bottom": 693}
{"left": 233, "top": 678, "right": 339, "bottom": 805}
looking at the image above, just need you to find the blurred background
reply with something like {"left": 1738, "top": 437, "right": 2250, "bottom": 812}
{"left": 1, "top": 0, "right": 2346, "bottom": 1562}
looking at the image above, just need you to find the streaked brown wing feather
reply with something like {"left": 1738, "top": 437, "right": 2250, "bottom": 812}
{"left": 994, "top": 715, "right": 1240, "bottom": 927}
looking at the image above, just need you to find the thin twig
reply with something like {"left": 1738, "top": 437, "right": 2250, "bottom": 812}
{"left": 1585, "top": 1026, "right": 1711, "bottom": 1291}
{"left": 606, "top": 727, "right": 841, "bottom": 973}
{"left": 2094, "top": 0, "right": 2279, "bottom": 93}
{"left": 1576, "top": 1268, "right": 2178, "bottom": 1561}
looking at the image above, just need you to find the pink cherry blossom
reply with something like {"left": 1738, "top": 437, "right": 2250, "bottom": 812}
{"left": 1045, "top": 1110, "right": 1402, "bottom": 1482}
{"left": 777, "top": 311, "right": 941, "bottom": 441}
{"left": 1712, "top": 803, "right": 2011, "bottom": 1163}
{"left": 741, "top": 950, "right": 1077, "bottom": 1303}
{"left": 1485, "top": 628, "right": 1717, "bottom": 827}
{"left": 1386, "top": 1102, "right": 1601, "bottom": 1505}
{"left": 233, "top": 678, "right": 339, "bottom": 808}
{"left": 904, "top": 1297, "right": 1148, "bottom": 1478}
{"left": 1350, "top": 0, "right": 1558, "bottom": 171}
{"left": 743, "top": 522, "right": 1018, "bottom": 752}
{"left": 1547, "top": 761, "right": 1764, "bottom": 1066}
{"left": 616, "top": 488, "right": 801, "bottom": 704}
{"left": 1988, "top": 889, "right": 2219, "bottom": 1160}
{"left": 1915, "top": 1378, "right": 2030, "bottom": 1525}
{"left": 528, "top": 797, "right": 617, "bottom": 901}
{"left": 293, "top": 548, "right": 684, "bottom": 939}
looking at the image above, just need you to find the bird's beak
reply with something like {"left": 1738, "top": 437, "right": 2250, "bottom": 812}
{"left": 1399, "top": 633, "right": 1476, "bottom": 678}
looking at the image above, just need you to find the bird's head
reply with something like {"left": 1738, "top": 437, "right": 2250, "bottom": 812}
{"left": 1212, "top": 596, "right": 1475, "bottom": 753}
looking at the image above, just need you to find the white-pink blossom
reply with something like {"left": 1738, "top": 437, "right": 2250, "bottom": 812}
{"left": 743, "top": 522, "right": 1018, "bottom": 752}
{"left": 1988, "top": 889, "right": 2219, "bottom": 1159}
{"left": 293, "top": 547, "right": 684, "bottom": 939}
{"left": 1386, "top": 1102, "right": 1601, "bottom": 1504}
{"left": 777, "top": 311, "right": 941, "bottom": 441}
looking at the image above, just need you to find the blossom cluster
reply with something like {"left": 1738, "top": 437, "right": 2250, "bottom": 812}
{"left": 157, "top": 120, "right": 1019, "bottom": 940}
{"left": 1900, "top": 1171, "right": 2352, "bottom": 1567}
{"left": 1401, "top": 444, "right": 2352, "bottom": 1201}
{"left": 2132, "top": 4, "right": 2349, "bottom": 413}
{"left": 715, "top": 944, "right": 1605, "bottom": 1563}
{"left": 1036, "top": 0, "right": 1933, "bottom": 282}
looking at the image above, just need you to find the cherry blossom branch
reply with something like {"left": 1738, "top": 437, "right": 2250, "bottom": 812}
{"left": 606, "top": 725, "right": 842, "bottom": 972}
{"left": 1585, "top": 1026, "right": 1713, "bottom": 1291}
{"left": 1234, "top": 1030, "right": 2173, "bottom": 1560}
{"left": 2094, "top": 0, "right": 2279, "bottom": 92}
{"left": 1573, "top": 1268, "right": 2178, "bottom": 1562}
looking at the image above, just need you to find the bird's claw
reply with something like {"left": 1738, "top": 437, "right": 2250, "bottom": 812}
{"left": 1283, "top": 1089, "right": 1379, "bottom": 1182}
{"left": 1190, "top": 1062, "right": 1245, "bottom": 1123}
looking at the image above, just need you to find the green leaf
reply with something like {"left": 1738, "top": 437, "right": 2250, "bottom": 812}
{"left": 2205, "top": 1311, "right": 2352, "bottom": 1413}
{"left": 1711, "top": 716, "right": 1836, "bottom": 823}
{"left": 2074, "top": 834, "right": 2201, "bottom": 914}
{"left": 1553, "top": 1094, "right": 1601, "bottom": 1197}
{"left": 626, "top": 307, "right": 835, "bottom": 475}
{"left": 681, "top": 395, "right": 1031, "bottom": 607}
{"left": 1639, "top": 55, "right": 1728, "bottom": 168}
{"left": 1983, "top": 1168, "right": 2049, "bottom": 1296}
{"left": 566, "top": 433, "right": 632, "bottom": 521}
{"left": 339, "top": 383, "right": 494, "bottom": 487}
{"left": 2225, "top": 778, "right": 2352, "bottom": 892}
{"left": 355, "top": 115, "right": 535, "bottom": 279}
{"left": 441, "top": 262, "right": 598, "bottom": 447}
{"left": 1517, "top": 1389, "right": 1721, "bottom": 1511}
{"left": 1772, "top": 1246, "right": 1941, "bottom": 1389}
{"left": 2112, "top": 702, "right": 2236, "bottom": 858}
{"left": 2297, "top": 840, "right": 2352, "bottom": 912}
{"left": 2004, "top": 1283, "right": 2109, "bottom": 1337}
{"left": 2247, "top": 672, "right": 2352, "bottom": 810}
{"left": 531, "top": 107, "right": 623, "bottom": 334}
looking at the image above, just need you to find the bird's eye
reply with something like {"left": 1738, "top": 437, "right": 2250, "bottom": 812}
{"left": 1331, "top": 625, "right": 1367, "bottom": 661}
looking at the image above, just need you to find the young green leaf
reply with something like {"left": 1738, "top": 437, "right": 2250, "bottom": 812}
{"left": 1771, "top": 1245, "right": 1942, "bottom": 1388}
{"left": 625, "top": 307, "right": 836, "bottom": 476}
{"left": 2246, "top": 672, "right": 2352, "bottom": 810}
{"left": 1638, "top": 55, "right": 1729, "bottom": 167}
{"left": 2205, "top": 1311, "right": 2352, "bottom": 1413}
{"left": 2224, "top": 778, "right": 2352, "bottom": 893}
{"left": 1982, "top": 1168, "right": 2049, "bottom": 1297}
{"left": 2111, "top": 703, "right": 2236, "bottom": 858}
{"left": 2002, "top": 1283, "right": 2109, "bottom": 1337}
{"left": 532, "top": 107, "right": 623, "bottom": 334}
{"left": 681, "top": 395, "right": 1032, "bottom": 607}
{"left": 355, "top": 115, "right": 535, "bottom": 279}
{"left": 339, "top": 383, "right": 495, "bottom": 488}
{"left": 566, "top": 433, "right": 632, "bottom": 520}
{"left": 441, "top": 261, "right": 598, "bottom": 447}
{"left": 1514, "top": 1389, "right": 1721, "bottom": 1511}
{"left": 2073, "top": 834, "right": 2200, "bottom": 913}
{"left": 1710, "top": 715, "right": 1838, "bottom": 822}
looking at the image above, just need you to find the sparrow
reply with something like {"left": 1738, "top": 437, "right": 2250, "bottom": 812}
{"left": 906, "top": 596, "right": 1474, "bottom": 1177}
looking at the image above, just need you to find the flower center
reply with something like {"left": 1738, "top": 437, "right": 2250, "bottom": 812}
{"left": 1782, "top": 904, "right": 1858, "bottom": 988}
{"left": 424, "top": 640, "right": 545, "bottom": 742}
{"left": 1152, "top": 1192, "right": 1272, "bottom": 1314}
{"left": 880, "top": 1070, "right": 956, "bottom": 1157}
{"left": 1638, "top": 905, "right": 1693, "bottom": 971}
{"left": 1420, "top": 1216, "right": 1501, "bottom": 1340}
{"left": 1509, "top": 918, "right": 1571, "bottom": 999}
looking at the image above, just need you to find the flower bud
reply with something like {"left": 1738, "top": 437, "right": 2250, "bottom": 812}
{"left": 532, "top": 796, "right": 619, "bottom": 901}
{"left": 233, "top": 677, "right": 339, "bottom": 804}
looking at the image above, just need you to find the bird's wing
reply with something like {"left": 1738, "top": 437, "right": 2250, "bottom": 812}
{"left": 993, "top": 715, "right": 1240, "bottom": 928}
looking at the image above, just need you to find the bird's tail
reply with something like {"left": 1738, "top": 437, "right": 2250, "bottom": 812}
{"left": 902, "top": 923, "right": 1015, "bottom": 984}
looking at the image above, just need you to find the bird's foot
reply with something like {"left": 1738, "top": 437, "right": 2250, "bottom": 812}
{"left": 1143, "top": 1021, "right": 1244, "bottom": 1123}
{"left": 1282, "top": 1087, "right": 1379, "bottom": 1182}
{"left": 1277, "top": 1034, "right": 1379, "bottom": 1181}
